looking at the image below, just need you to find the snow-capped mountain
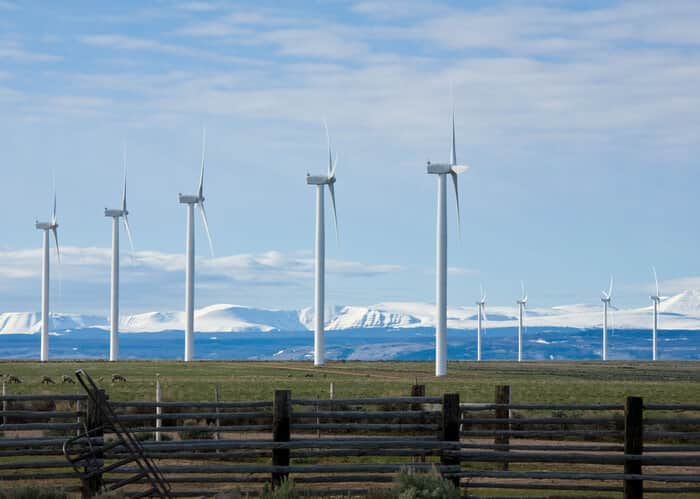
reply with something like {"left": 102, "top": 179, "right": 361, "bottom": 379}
{"left": 3, "top": 290, "right": 700, "bottom": 334}
{"left": 0, "top": 312, "right": 108, "bottom": 334}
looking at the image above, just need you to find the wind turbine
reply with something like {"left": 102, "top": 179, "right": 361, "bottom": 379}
{"left": 650, "top": 267, "right": 662, "bottom": 361}
{"left": 476, "top": 286, "right": 487, "bottom": 362}
{"left": 104, "top": 149, "right": 134, "bottom": 361}
{"left": 306, "top": 121, "right": 339, "bottom": 367}
{"left": 600, "top": 276, "right": 614, "bottom": 361}
{"left": 35, "top": 192, "right": 60, "bottom": 362}
{"left": 426, "top": 104, "right": 469, "bottom": 377}
{"left": 516, "top": 282, "right": 527, "bottom": 362}
{"left": 178, "top": 129, "right": 214, "bottom": 362}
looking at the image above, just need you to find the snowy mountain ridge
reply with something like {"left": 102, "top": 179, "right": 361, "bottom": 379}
{"left": 3, "top": 290, "right": 700, "bottom": 334}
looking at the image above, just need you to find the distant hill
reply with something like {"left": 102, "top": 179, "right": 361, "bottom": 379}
{"left": 3, "top": 290, "right": 700, "bottom": 333}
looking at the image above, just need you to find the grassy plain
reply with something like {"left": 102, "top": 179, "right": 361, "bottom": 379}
{"left": 1, "top": 360, "right": 698, "bottom": 404}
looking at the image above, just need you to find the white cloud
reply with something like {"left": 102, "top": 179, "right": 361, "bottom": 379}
{"left": 0, "top": 41, "right": 61, "bottom": 62}
{"left": 0, "top": 246, "right": 403, "bottom": 313}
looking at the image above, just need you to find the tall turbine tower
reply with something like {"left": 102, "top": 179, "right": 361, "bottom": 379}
{"left": 426, "top": 107, "right": 469, "bottom": 377}
{"left": 650, "top": 267, "right": 662, "bottom": 361}
{"left": 178, "top": 130, "right": 214, "bottom": 362}
{"left": 104, "top": 152, "right": 134, "bottom": 361}
{"left": 35, "top": 193, "right": 60, "bottom": 362}
{"left": 476, "top": 286, "right": 487, "bottom": 361}
{"left": 516, "top": 282, "right": 527, "bottom": 362}
{"left": 306, "top": 122, "right": 339, "bottom": 367}
{"left": 600, "top": 276, "right": 614, "bottom": 361}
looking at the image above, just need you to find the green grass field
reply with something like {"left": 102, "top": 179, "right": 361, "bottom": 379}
{"left": 1, "top": 360, "right": 698, "bottom": 404}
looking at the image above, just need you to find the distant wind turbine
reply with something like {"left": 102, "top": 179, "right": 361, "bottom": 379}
{"left": 306, "top": 121, "right": 339, "bottom": 367}
{"left": 650, "top": 267, "right": 663, "bottom": 361}
{"left": 476, "top": 286, "right": 487, "bottom": 362}
{"left": 104, "top": 148, "right": 134, "bottom": 361}
{"left": 35, "top": 191, "right": 60, "bottom": 362}
{"left": 600, "top": 276, "right": 614, "bottom": 361}
{"left": 426, "top": 103, "right": 469, "bottom": 377}
{"left": 516, "top": 282, "right": 527, "bottom": 362}
{"left": 178, "top": 129, "right": 214, "bottom": 362}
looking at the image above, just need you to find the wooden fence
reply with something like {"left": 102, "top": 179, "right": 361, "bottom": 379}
{"left": 1, "top": 384, "right": 699, "bottom": 498}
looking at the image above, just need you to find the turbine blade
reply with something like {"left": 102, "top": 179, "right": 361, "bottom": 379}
{"left": 199, "top": 202, "right": 215, "bottom": 257}
{"left": 51, "top": 227, "right": 60, "bottom": 263}
{"left": 652, "top": 266, "right": 660, "bottom": 297}
{"left": 328, "top": 182, "right": 339, "bottom": 242}
{"left": 608, "top": 276, "right": 614, "bottom": 298}
{"left": 323, "top": 119, "right": 332, "bottom": 177}
{"left": 331, "top": 152, "right": 338, "bottom": 179}
{"left": 480, "top": 284, "right": 484, "bottom": 302}
{"left": 521, "top": 281, "right": 526, "bottom": 301}
{"left": 198, "top": 128, "right": 206, "bottom": 200}
{"left": 123, "top": 214, "right": 135, "bottom": 253}
{"left": 51, "top": 192, "right": 57, "bottom": 225}
{"left": 450, "top": 170, "right": 461, "bottom": 235}
{"left": 122, "top": 169, "right": 128, "bottom": 213}
{"left": 450, "top": 110, "right": 457, "bottom": 166}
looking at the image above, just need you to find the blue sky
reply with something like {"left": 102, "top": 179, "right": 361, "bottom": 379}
{"left": 1, "top": 0, "right": 699, "bottom": 315}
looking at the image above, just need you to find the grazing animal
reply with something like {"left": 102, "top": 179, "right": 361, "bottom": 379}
{"left": 111, "top": 374, "right": 127, "bottom": 383}
{"left": 62, "top": 375, "right": 75, "bottom": 384}
{"left": 6, "top": 375, "right": 22, "bottom": 384}
{"left": 41, "top": 376, "right": 55, "bottom": 385}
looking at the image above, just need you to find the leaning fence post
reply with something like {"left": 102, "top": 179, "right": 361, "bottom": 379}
{"left": 155, "top": 374, "right": 162, "bottom": 442}
{"left": 624, "top": 396, "right": 643, "bottom": 499}
{"left": 495, "top": 385, "right": 511, "bottom": 471}
{"left": 83, "top": 388, "right": 106, "bottom": 498}
{"left": 272, "top": 389, "right": 291, "bottom": 487}
{"left": 441, "top": 393, "right": 460, "bottom": 489}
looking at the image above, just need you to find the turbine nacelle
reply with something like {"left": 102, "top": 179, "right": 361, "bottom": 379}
{"left": 306, "top": 174, "right": 335, "bottom": 185}
{"left": 426, "top": 162, "right": 469, "bottom": 175}
{"left": 179, "top": 194, "right": 202, "bottom": 204}
{"left": 35, "top": 221, "right": 56, "bottom": 230}
{"left": 104, "top": 208, "right": 127, "bottom": 218}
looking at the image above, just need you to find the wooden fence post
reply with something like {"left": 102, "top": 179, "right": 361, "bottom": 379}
{"left": 624, "top": 396, "right": 643, "bottom": 499}
{"left": 272, "top": 390, "right": 291, "bottom": 487}
{"left": 411, "top": 385, "right": 426, "bottom": 463}
{"left": 495, "top": 385, "right": 511, "bottom": 471}
{"left": 411, "top": 384, "right": 425, "bottom": 398}
{"left": 83, "top": 388, "right": 106, "bottom": 498}
{"left": 441, "top": 393, "right": 460, "bottom": 489}
{"left": 155, "top": 374, "right": 162, "bottom": 442}
{"left": 2, "top": 380, "right": 6, "bottom": 426}
{"left": 214, "top": 384, "right": 221, "bottom": 441}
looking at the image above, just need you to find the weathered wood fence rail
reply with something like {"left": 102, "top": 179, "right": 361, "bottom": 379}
{"left": 1, "top": 385, "right": 699, "bottom": 498}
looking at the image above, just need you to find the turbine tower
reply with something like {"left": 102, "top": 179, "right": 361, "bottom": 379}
{"left": 516, "top": 282, "right": 527, "bottom": 362}
{"left": 426, "top": 106, "right": 469, "bottom": 377}
{"left": 650, "top": 267, "right": 662, "bottom": 361}
{"left": 306, "top": 122, "right": 339, "bottom": 367}
{"left": 600, "top": 276, "right": 614, "bottom": 361}
{"left": 476, "top": 286, "right": 487, "bottom": 361}
{"left": 104, "top": 152, "right": 134, "bottom": 361}
{"left": 35, "top": 193, "right": 60, "bottom": 362}
{"left": 178, "top": 129, "right": 214, "bottom": 362}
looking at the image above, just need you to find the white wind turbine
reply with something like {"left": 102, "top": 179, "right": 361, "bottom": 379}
{"left": 516, "top": 282, "right": 527, "bottom": 362}
{"left": 650, "top": 266, "right": 663, "bottom": 361}
{"left": 306, "top": 121, "right": 339, "bottom": 367}
{"left": 600, "top": 276, "right": 614, "bottom": 361}
{"left": 104, "top": 148, "right": 134, "bottom": 361}
{"left": 476, "top": 286, "right": 487, "bottom": 361}
{"left": 35, "top": 192, "right": 60, "bottom": 362}
{"left": 178, "top": 129, "right": 214, "bottom": 362}
{"left": 426, "top": 105, "right": 469, "bottom": 377}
